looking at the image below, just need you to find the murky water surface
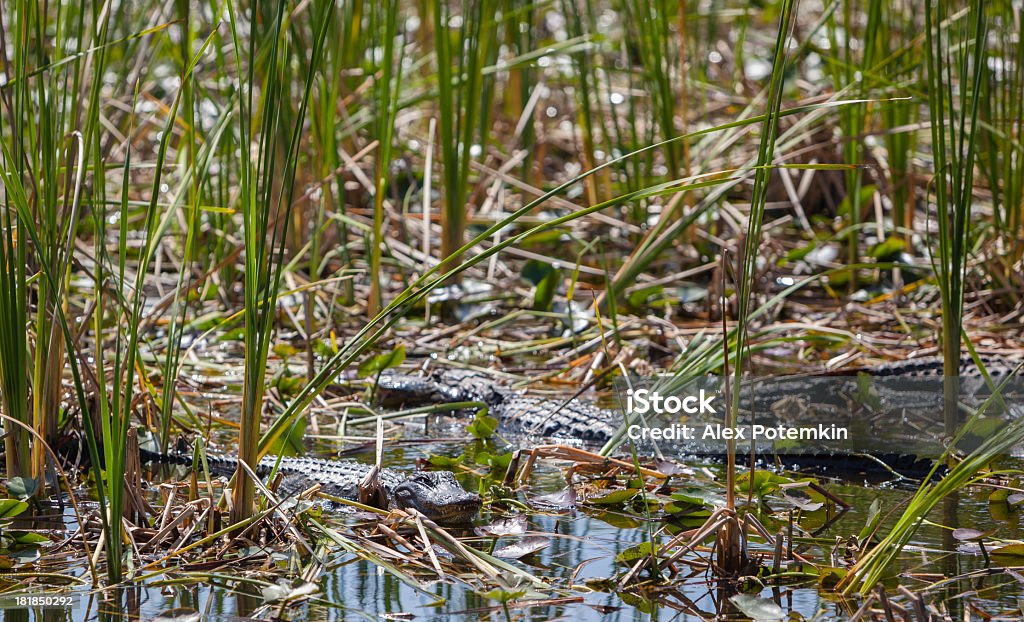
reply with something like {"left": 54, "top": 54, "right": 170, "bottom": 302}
{"left": 5, "top": 436, "right": 1022, "bottom": 621}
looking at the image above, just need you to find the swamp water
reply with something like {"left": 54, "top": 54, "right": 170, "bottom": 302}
{"left": 6, "top": 443, "right": 1023, "bottom": 621}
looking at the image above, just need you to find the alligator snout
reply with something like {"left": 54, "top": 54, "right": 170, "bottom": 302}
{"left": 391, "top": 471, "right": 482, "bottom": 524}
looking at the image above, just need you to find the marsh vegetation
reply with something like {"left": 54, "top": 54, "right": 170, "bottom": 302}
{"left": 0, "top": 0, "right": 1021, "bottom": 619}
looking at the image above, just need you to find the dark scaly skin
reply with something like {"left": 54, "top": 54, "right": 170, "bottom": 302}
{"left": 745, "top": 354, "right": 1024, "bottom": 413}
{"left": 378, "top": 358, "right": 1023, "bottom": 479}
{"left": 136, "top": 356, "right": 1018, "bottom": 517}
{"left": 138, "top": 448, "right": 482, "bottom": 524}
{"left": 378, "top": 369, "right": 620, "bottom": 443}
{"left": 854, "top": 354, "right": 1022, "bottom": 378}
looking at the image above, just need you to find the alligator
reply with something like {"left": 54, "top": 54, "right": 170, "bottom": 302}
{"left": 378, "top": 355, "right": 1024, "bottom": 479}
{"left": 737, "top": 354, "right": 1024, "bottom": 415}
{"left": 138, "top": 447, "right": 482, "bottom": 524}
{"left": 378, "top": 368, "right": 621, "bottom": 443}
{"left": 133, "top": 355, "right": 1019, "bottom": 524}
{"left": 849, "top": 354, "right": 1023, "bottom": 378}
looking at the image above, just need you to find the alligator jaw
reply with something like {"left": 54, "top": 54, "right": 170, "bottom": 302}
{"left": 390, "top": 471, "right": 482, "bottom": 524}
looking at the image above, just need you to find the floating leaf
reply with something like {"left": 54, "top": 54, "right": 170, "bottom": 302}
{"left": 493, "top": 535, "right": 550, "bottom": 559}
{"left": 736, "top": 470, "right": 793, "bottom": 498}
{"left": 530, "top": 488, "right": 576, "bottom": 509}
{"left": 0, "top": 499, "right": 28, "bottom": 520}
{"left": 427, "top": 454, "right": 464, "bottom": 468}
{"left": 10, "top": 531, "right": 48, "bottom": 545}
{"left": 6, "top": 478, "right": 36, "bottom": 500}
{"left": 480, "top": 588, "right": 526, "bottom": 604}
{"left": 261, "top": 581, "right": 319, "bottom": 604}
{"left": 670, "top": 487, "right": 724, "bottom": 507}
{"left": 782, "top": 489, "right": 824, "bottom": 512}
{"left": 654, "top": 461, "right": 691, "bottom": 476}
{"left": 665, "top": 489, "right": 718, "bottom": 515}
{"left": 952, "top": 528, "right": 991, "bottom": 541}
{"left": 817, "top": 567, "right": 848, "bottom": 590}
{"left": 589, "top": 488, "right": 639, "bottom": 505}
{"left": 358, "top": 345, "right": 406, "bottom": 378}
{"left": 593, "top": 511, "right": 644, "bottom": 529}
{"left": 729, "top": 593, "right": 786, "bottom": 621}
{"left": 991, "top": 544, "right": 1024, "bottom": 562}
{"left": 618, "top": 591, "right": 655, "bottom": 613}
{"left": 466, "top": 410, "right": 499, "bottom": 440}
{"left": 664, "top": 497, "right": 704, "bottom": 513}
{"left": 475, "top": 515, "right": 528, "bottom": 537}
{"left": 615, "top": 541, "right": 657, "bottom": 564}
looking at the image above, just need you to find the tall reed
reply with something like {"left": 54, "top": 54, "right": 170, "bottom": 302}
{"left": 624, "top": 0, "right": 680, "bottom": 179}
{"left": 368, "top": 0, "right": 404, "bottom": 316}
{"left": 433, "top": 0, "right": 497, "bottom": 275}
{"left": 979, "top": 0, "right": 1024, "bottom": 254}
{"left": 0, "top": 0, "right": 105, "bottom": 496}
{"left": 724, "top": 0, "right": 798, "bottom": 574}
{"left": 837, "top": 0, "right": 992, "bottom": 593}
{"left": 923, "top": 0, "right": 987, "bottom": 430}
{"left": 228, "top": 0, "right": 334, "bottom": 525}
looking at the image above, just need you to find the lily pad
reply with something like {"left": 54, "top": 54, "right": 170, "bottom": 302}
{"left": 0, "top": 499, "right": 28, "bottom": 520}
{"left": 782, "top": 489, "right": 824, "bottom": 512}
{"left": 358, "top": 345, "right": 406, "bottom": 378}
{"left": 589, "top": 488, "right": 639, "bottom": 505}
{"left": 728, "top": 593, "right": 786, "bottom": 621}
{"left": 6, "top": 478, "right": 36, "bottom": 501}
{"left": 493, "top": 535, "right": 550, "bottom": 559}
{"left": 817, "top": 567, "right": 848, "bottom": 590}
{"left": 480, "top": 587, "right": 526, "bottom": 604}
{"left": 475, "top": 515, "right": 528, "bottom": 537}
{"left": 615, "top": 541, "right": 657, "bottom": 564}
{"left": 991, "top": 543, "right": 1024, "bottom": 562}
{"left": 952, "top": 528, "right": 992, "bottom": 541}
{"left": 530, "top": 488, "right": 576, "bottom": 509}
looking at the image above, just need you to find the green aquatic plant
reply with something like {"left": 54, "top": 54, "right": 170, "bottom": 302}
{"left": 226, "top": 0, "right": 335, "bottom": 525}
{"left": 923, "top": 0, "right": 987, "bottom": 431}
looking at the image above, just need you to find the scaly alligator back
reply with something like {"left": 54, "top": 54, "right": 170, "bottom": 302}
{"left": 138, "top": 447, "right": 481, "bottom": 523}
{"left": 379, "top": 359, "right": 1023, "bottom": 479}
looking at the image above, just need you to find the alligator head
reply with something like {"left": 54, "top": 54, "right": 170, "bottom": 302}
{"left": 390, "top": 471, "right": 481, "bottom": 524}
{"left": 378, "top": 369, "right": 506, "bottom": 407}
